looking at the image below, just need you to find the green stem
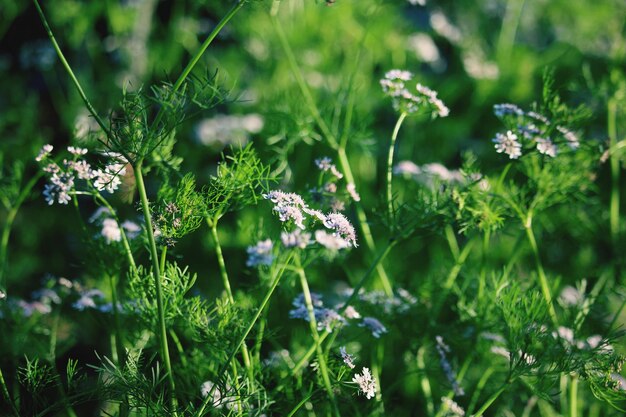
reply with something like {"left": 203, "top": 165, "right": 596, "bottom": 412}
{"left": 0, "top": 171, "right": 43, "bottom": 292}
{"left": 195, "top": 253, "right": 293, "bottom": 417}
{"left": 95, "top": 194, "right": 138, "bottom": 275}
{"left": 0, "top": 366, "right": 19, "bottom": 417}
{"left": 150, "top": 0, "right": 246, "bottom": 133}
{"left": 416, "top": 347, "right": 434, "bottom": 417}
{"left": 524, "top": 219, "right": 558, "bottom": 326}
{"left": 295, "top": 256, "right": 340, "bottom": 417}
{"left": 467, "top": 366, "right": 495, "bottom": 416}
{"left": 108, "top": 273, "right": 126, "bottom": 366}
{"left": 292, "top": 241, "right": 394, "bottom": 374}
{"left": 478, "top": 229, "right": 491, "bottom": 301}
{"left": 208, "top": 219, "right": 255, "bottom": 388}
{"left": 472, "top": 383, "right": 508, "bottom": 417}
{"left": 569, "top": 375, "right": 578, "bottom": 417}
{"left": 270, "top": 1, "right": 393, "bottom": 296}
{"left": 33, "top": 0, "right": 113, "bottom": 142}
{"left": 134, "top": 162, "right": 177, "bottom": 415}
{"left": 387, "top": 112, "right": 407, "bottom": 220}
{"left": 608, "top": 98, "right": 620, "bottom": 258}
{"left": 496, "top": 0, "right": 526, "bottom": 63}
{"left": 337, "top": 148, "right": 394, "bottom": 296}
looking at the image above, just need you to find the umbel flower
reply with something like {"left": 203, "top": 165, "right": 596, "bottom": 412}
{"left": 491, "top": 103, "right": 581, "bottom": 159}
{"left": 352, "top": 367, "right": 377, "bottom": 399}
{"left": 380, "top": 69, "right": 449, "bottom": 117}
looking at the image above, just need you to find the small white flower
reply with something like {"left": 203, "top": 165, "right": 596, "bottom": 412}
{"left": 340, "top": 347, "right": 356, "bottom": 369}
{"left": 346, "top": 183, "right": 361, "bottom": 202}
{"left": 281, "top": 229, "right": 311, "bottom": 249}
{"left": 343, "top": 305, "right": 361, "bottom": 319}
{"left": 200, "top": 380, "right": 223, "bottom": 408}
{"left": 315, "top": 230, "right": 350, "bottom": 250}
{"left": 352, "top": 367, "right": 376, "bottom": 399}
{"left": 35, "top": 144, "right": 53, "bottom": 162}
{"left": 67, "top": 146, "right": 88, "bottom": 156}
{"left": 0, "top": 290, "right": 6, "bottom": 300}
{"left": 323, "top": 213, "right": 357, "bottom": 247}
{"left": 493, "top": 130, "right": 522, "bottom": 159}
{"left": 101, "top": 218, "right": 122, "bottom": 244}
{"left": 359, "top": 317, "right": 388, "bottom": 338}
{"left": 536, "top": 137, "right": 557, "bottom": 157}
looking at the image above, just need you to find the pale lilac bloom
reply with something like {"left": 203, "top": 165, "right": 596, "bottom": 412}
{"left": 18, "top": 300, "right": 52, "bottom": 316}
{"left": 441, "top": 397, "right": 466, "bottom": 417}
{"left": 73, "top": 289, "right": 105, "bottom": 311}
{"left": 557, "top": 126, "right": 580, "bottom": 150}
{"left": 393, "top": 160, "right": 421, "bottom": 176}
{"left": 340, "top": 347, "right": 355, "bottom": 369}
{"left": 352, "top": 367, "right": 376, "bottom": 399}
{"left": 323, "top": 213, "right": 357, "bottom": 247}
{"left": 274, "top": 205, "right": 306, "bottom": 230}
{"left": 359, "top": 317, "right": 388, "bottom": 338}
{"left": 67, "top": 146, "right": 88, "bottom": 156}
{"left": 246, "top": 239, "right": 274, "bottom": 267}
{"left": 35, "top": 144, "right": 54, "bottom": 162}
{"left": 493, "top": 130, "right": 522, "bottom": 159}
{"left": 436, "top": 336, "right": 465, "bottom": 396}
{"left": 343, "top": 305, "right": 361, "bottom": 319}
{"left": 281, "top": 229, "right": 311, "bottom": 249}
{"left": 536, "top": 137, "right": 557, "bottom": 157}
{"left": 101, "top": 218, "right": 122, "bottom": 244}
{"left": 122, "top": 220, "right": 141, "bottom": 239}
{"left": 493, "top": 103, "right": 523, "bottom": 117}
{"left": 346, "top": 183, "right": 361, "bottom": 202}
{"left": 315, "top": 230, "right": 351, "bottom": 250}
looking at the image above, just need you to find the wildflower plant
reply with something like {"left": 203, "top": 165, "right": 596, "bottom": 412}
{"left": 2, "top": 1, "right": 626, "bottom": 417}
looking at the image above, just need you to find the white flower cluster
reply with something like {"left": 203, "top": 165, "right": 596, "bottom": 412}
{"left": 492, "top": 103, "right": 581, "bottom": 159}
{"left": 352, "top": 367, "right": 377, "bottom": 399}
{"left": 199, "top": 380, "right": 242, "bottom": 411}
{"left": 263, "top": 190, "right": 358, "bottom": 250}
{"left": 194, "top": 114, "right": 264, "bottom": 148}
{"left": 394, "top": 160, "right": 465, "bottom": 186}
{"left": 36, "top": 145, "right": 128, "bottom": 205}
{"left": 380, "top": 69, "right": 449, "bottom": 117}
{"left": 89, "top": 207, "right": 141, "bottom": 245}
{"left": 289, "top": 292, "right": 347, "bottom": 332}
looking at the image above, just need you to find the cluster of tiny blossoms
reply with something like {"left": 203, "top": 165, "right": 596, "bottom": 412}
{"left": 310, "top": 157, "right": 361, "bottom": 212}
{"left": 491, "top": 103, "right": 580, "bottom": 159}
{"left": 262, "top": 190, "right": 358, "bottom": 249}
{"left": 36, "top": 145, "right": 127, "bottom": 205}
{"left": 380, "top": 69, "right": 449, "bottom": 117}
{"left": 339, "top": 347, "right": 377, "bottom": 400}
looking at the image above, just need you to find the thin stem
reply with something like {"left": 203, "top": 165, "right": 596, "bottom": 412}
{"left": 292, "top": 241, "right": 394, "bottom": 374}
{"left": 496, "top": 0, "right": 526, "bottom": 63}
{"left": 472, "top": 383, "right": 508, "bottom": 417}
{"left": 134, "top": 162, "right": 177, "bottom": 415}
{"left": 207, "top": 219, "right": 255, "bottom": 388}
{"left": 478, "top": 229, "right": 491, "bottom": 301}
{"left": 95, "top": 194, "right": 138, "bottom": 275}
{"left": 33, "top": 0, "right": 112, "bottom": 141}
{"left": 0, "top": 170, "right": 43, "bottom": 291}
{"left": 108, "top": 273, "right": 126, "bottom": 367}
{"left": 337, "top": 149, "right": 393, "bottom": 296}
{"left": 387, "top": 112, "right": 407, "bottom": 220}
{"left": 569, "top": 375, "right": 578, "bottom": 417}
{"left": 195, "top": 253, "right": 293, "bottom": 417}
{"left": 295, "top": 257, "right": 340, "bottom": 417}
{"left": 467, "top": 366, "right": 495, "bottom": 416}
{"left": 524, "top": 219, "right": 558, "bottom": 326}
{"left": 270, "top": 2, "right": 393, "bottom": 296}
{"left": 150, "top": 0, "right": 246, "bottom": 133}
{"left": 416, "top": 347, "right": 434, "bottom": 417}
{"left": 608, "top": 98, "right": 620, "bottom": 259}
{"left": 0, "top": 366, "right": 19, "bottom": 417}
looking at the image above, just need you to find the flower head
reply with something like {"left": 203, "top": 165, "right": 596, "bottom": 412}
{"left": 246, "top": 239, "right": 274, "bottom": 267}
{"left": 492, "top": 130, "right": 522, "bottom": 159}
{"left": 352, "top": 367, "right": 377, "bottom": 399}
{"left": 340, "top": 347, "right": 356, "bottom": 369}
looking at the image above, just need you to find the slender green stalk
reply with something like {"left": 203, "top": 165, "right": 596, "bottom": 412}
{"left": 108, "top": 273, "right": 126, "bottom": 366}
{"left": 472, "top": 383, "right": 508, "bottom": 417}
{"left": 207, "top": 219, "right": 255, "bottom": 388}
{"left": 292, "top": 241, "right": 395, "bottom": 374}
{"left": 569, "top": 375, "right": 578, "bottom": 417}
{"left": 524, "top": 219, "right": 558, "bottom": 326}
{"left": 416, "top": 347, "right": 434, "bottom": 417}
{"left": 496, "top": 0, "right": 527, "bottom": 63}
{"left": 478, "top": 229, "right": 491, "bottom": 301}
{"left": 296, "top": 256, "right": 340, "bottom": 417}
{"left": 608, "top": 98, "right": 620, "bottom": 258}
{"left": 95, "top": 194, "right": 138, "bottom": 275}
{"left": 387, "top": 112, "right": 407, "bottom": 220}
{"left": 270, "top": 2, "right": 393, "bottom": 296}
{"left": 467, "top": 366, "right": 495, "bottom": 415}
{"left": 0, "top": 171, "right": 43, "bottom": 291}
{"left": 33, "top": 0, "right": 112, "bottom": 141}
{"left": 195, "top": 253, "right": 293, "bottom": 417}
{"left": 0, "top": 366, "right": 19, "bottom": 417}
{"left": 150, "top": 0, "right": 246, "bottom": 134}
{"left": 134, "top": 162, "right": 177, "bottom": 415}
